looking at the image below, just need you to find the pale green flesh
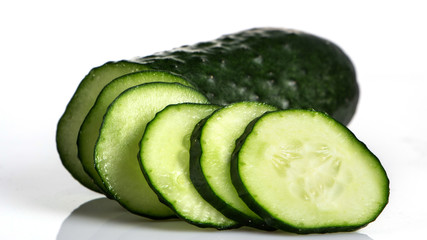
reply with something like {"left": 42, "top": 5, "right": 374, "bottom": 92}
{"left": 78, "top": 71, "right": 191, "bottom": 192}
{"left": 238, "top": 110, "right": 388, "bottom": 228}
{"left": 200, "top": 102, "right": 276, "bottom": 221}
{"left": 57, "top": 61, "right": 149, "bottom": 192}
{"left": 140, "top": 104, "right": 237, "bottom": 227}
{"left": 95, "top": 83, "right": 208, "bottom": 217}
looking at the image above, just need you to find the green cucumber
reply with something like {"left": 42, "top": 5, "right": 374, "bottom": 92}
{"left": 230, "top": 110, "right": 389, "bottom": 233}
{"left": 78, "top": 70, "right": 191, "bottom": 193}
{"left": 190, "top": 102, "right": 277, "bottom": 230}
{"left": 139, "top": 103, "right": 239, "bottom": 229}
{"left": 133, "top": 28, "right": 358, "bottom": 125}
{"left": 56, "top": 61, "right": 149, "bottom": 192}
{"left": 59, "top": 28, "right": 359, "bottom": 192}
{"left": 95, "top": 82, "right": 208, "bottom": 218}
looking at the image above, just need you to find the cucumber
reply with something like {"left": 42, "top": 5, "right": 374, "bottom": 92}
{"left": 56, "top": 61, "right": 149, "bottom": 192}
{"left": 189, "top": 102, "right": 277, "bottom": 229}
{"left": 230, "top": 110, "right": 389, "bottom": 233}
{"left": 94, "top": 82, "right": 209, "bottom": 218}
{"left": 59, "top": 28, "right": 359, "bottom": 192}
{"left": 139, "top": 103, "right": 239, "bottom": 229}
{"left": 78, "top": 70, "right": 191, "bottom": 193}
{"left": 133, "top": 28, "right": 358, "bottom": 125}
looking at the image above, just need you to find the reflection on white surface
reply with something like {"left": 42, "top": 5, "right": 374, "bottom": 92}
{"left": 57, "top": 198, "right": 373, "bottom": 240}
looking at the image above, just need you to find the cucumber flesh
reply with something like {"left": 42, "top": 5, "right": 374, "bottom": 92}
{"left": 95, "top": 83, "right": 208, "bottom": 218}
{"left": 140, "top": 103, "right": 239, "bottom": 229}
{"left": 231, "top": 110, "right": 389, "bottom": 233}
{"left": 56, "top": 61, "right": 149, "bottom": 193}
{"left": 190, "top": 102, "right": 276, "bottom": 229}
{"left": 78, "top": 71, "right": 191, "bottom": 193}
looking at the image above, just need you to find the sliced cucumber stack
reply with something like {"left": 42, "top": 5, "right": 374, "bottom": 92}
{"left": 189, "top": 102, "right": 277, "bottom": 229}
{"left": 231, "top": 109, "right": 389, "bottom": 233}
{"left": 95, "top": 82, "right": 208, "bottom": 218}
{"left": 78, "top": 71, "right": 191, "bottom": 193}
{"left": 140, "top": 103, "right": 239, "bottom": 229}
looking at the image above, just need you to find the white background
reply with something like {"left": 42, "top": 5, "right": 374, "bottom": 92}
{"left": 1, "top": 0, "right": 426, "bottom": 239}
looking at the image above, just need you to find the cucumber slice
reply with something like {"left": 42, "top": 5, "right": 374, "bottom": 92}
{"left": 95, "top": 82, "right": 208, "bottom": 218}
{"left": 78, "top": 71, "right": 191, "bottom": 193}
{"left": 140, "top": 103, "right": 239, "bottom": 229}
{"left": 56, "top": 61, "right": 149, "bottom": 193}
{"left": 231, "top": 110, "right": 389, "bottom": 233}
{"left": 190, "top": 102, "right": 277, "bottom": 229}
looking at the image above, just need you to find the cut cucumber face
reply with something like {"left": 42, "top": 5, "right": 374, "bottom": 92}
{"left": 78, "top": 71, "right": 191, "bottom": 193}
{"left": 56, "top": 61, "right": 149, "bottom": 193}
{"left": 140, "top": 103, "right": 239, "bottom": 229}
{"left": 95, "top": 83, "right": 209, "bottom": 218}
{"left": 231, "top": 110, "right": 389, "bottom": 233}
{"left": 190, "top": 102, "right": 277, "bottom": 229}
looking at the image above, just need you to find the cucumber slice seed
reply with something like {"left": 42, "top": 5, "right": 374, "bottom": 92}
{"left": 190, "top": 102, "right": 277, "bottom": 229}
{"left": 140, "top": 103, "right": 239, "bottom": 229}
{"left": 95, "top": 82, "right": 209, "bottom": 218}
{"left": 78, "top": 70, "right": 191, "bottom": 193}
{"left": 56, "top": 61, "right": 149, "bottom": 193}
{"left": 231, "top": 110, "right": 389, "bottom": 233}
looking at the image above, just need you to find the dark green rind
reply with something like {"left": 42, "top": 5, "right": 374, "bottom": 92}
{"left": 56, "top": 61, "right": 149, "bottom": 193}
{"left": 189, "top": 113, "right": 274, "bottom": 231}
{"left": 134, "top": 28, "right": 358, "bottom": 125}
{"left": 139, "top": 104, "right": 240, "bottom": 230}
{"left": 230, "top": 110, "right": 390, "bottom": 234}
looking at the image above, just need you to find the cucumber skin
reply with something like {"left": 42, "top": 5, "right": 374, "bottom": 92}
{"left": 230, "top": 110, "right": 389, "bottom": 234}
{"left": 190, "top": 113, "right": 274, "bottom": 231}
{"left": 133, "top": 28, "right": 358, "bottom": 125}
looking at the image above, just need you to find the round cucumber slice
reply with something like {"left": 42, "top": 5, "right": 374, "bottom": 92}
{"left": 190, "top": 102, "right": 277, "bottom": 229}
{"left": 140, "top": 103, "right": 239, "bottom": 229}
{"left": 231, "top": 109, "right": 389, "bottom": 233}
{"left": 56, "top": 61, "right": 149, "bottom": 193}
{"left": 78, "top": 70, "right": 191, "bottom": 194}
{"left": 95, "top": 82, "right": 208, "bottom": 218}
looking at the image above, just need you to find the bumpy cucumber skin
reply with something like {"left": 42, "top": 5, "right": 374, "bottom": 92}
{"left": 134, "top": 28, "right": 358, "bottom": 125}
{"left": 230, "top": 110, "right": 389, "bottom": 234}
{"left": 190, "top": 113, "right": 274, "bottom": 231}
{"left": 56, "top": 61, "right": 149, "bottom": 193}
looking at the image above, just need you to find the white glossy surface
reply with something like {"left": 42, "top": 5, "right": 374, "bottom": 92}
{"left": 1, "top": 1, "right": 426, "bottom": 239}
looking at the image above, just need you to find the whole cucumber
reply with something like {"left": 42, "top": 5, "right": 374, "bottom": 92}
{"left": 134, "top": 28, "right": 358, "bottom": 125}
